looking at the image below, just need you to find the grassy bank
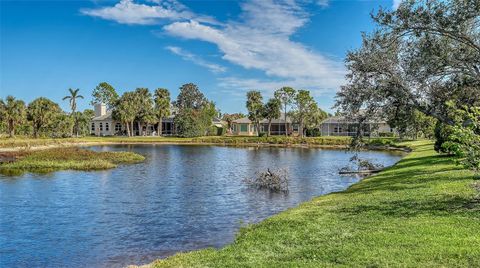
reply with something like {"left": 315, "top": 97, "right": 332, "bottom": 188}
{"left": 0, "top": 147, "right": 144, "bottom": 175}
{"left": 147, "top": 141, "right": 480, "bottom": 267}
{"left": 0, "top": 136, "right": 399, "bottom": 150}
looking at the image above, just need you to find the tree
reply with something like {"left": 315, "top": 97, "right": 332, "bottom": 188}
{"left": 246, "top": 91, "right": 264, "bottom": 136}
{"left": 262, "top": 98, "right": 281, "bottom": 136}
{"left": 0, "top": 96, "right": 26, "bottom": 138}
{"left": 75, "top": 109, "right": 95, "bottom": 136}
{"left": 91, "top": 82, "right": 119, "bottom": 109}
{"left": 113, "top": 92, "right": 136, "bottom": 137}
{"left": 133, "top": 88, "right": 154, "bottom": 136}
{"left": 222, "top": 113, "right": 245, "bottom": 130}
{"left": 293, "top": 90, "right": 316, "bottom": 137}
{"left": 304, "top": 103, "right": 328, "bottom": 137}
{"left": 27, "top": 97, "right": 61, "bottom": 138}
{"left": 174, "top": 83, "right": 214, "bottom": 137}
{"left": 174, "top": 83, "right": 206, "bottom": 110}
{"left": 336, "top": 0, "right": 480, "bottom": 128}
{"left": 153, "top": 88, "right": 171, "bottom": 136}
{"left": 441, "top": 103, "right": 480, "bottom": 173}
{"left": 62, "top": 88, "right": 84, "bottom": 137}
{"left": 274, "top": 87, "right": 296, "bottom": 136}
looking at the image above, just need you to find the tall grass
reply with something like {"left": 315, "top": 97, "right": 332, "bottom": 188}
{"left": 0, "top": 147, "right": 144, "bottom": 175}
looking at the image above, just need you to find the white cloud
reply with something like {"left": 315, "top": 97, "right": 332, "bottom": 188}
{"left": 316, "top": 0, "right": 329, "bottom": 8}
{"left": 81, "top": 0, "right": 216, "bottom": 25}
{"left": 392, "top": 0, "right": 402, "bottom": 10}
{"left": 163, "top": 0, "right": 345, "bottom": 93}
{"left": 165, "top": 46, "right": 226, "bottom": 73}
{"left": 82, "top": 0, "right": 345, "bottom": 96}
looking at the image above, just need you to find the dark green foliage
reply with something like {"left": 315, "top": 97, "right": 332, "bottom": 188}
{"left": 91, "top": 82, "right": 118, "bottom": 109}
{"left": 174, "top": 83, "right": 216, "bottom": 137}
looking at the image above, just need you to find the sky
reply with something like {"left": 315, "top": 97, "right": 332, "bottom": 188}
{"left": 0, "top": 0, "right": 399, "bottom": 114}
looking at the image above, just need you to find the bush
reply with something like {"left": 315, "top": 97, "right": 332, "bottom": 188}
{"left": 434, "top": 122, "right": 455, "bottom": 154}
{"left": 378, "top": 132, "right": 395, "bottom": 137}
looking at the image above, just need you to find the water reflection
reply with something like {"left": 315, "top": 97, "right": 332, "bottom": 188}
{"left": 0, "top": 145, "right": 404, "bottom": 268}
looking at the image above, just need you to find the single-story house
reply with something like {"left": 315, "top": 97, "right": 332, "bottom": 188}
{"left": 231, "top": 114, "right": 299, "bottom": 136}
{"left": 320, "top": 116, "right": 396, "bottom": 137}
{"left": 90, "top": 103, "right": 175, "bottom": 136}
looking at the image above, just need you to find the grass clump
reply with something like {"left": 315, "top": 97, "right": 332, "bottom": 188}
{"left": 0, "top": 147, "right": 144, "bottom": 175}
{"left": 148, "top": 140, "right": 480, "bottom": 267}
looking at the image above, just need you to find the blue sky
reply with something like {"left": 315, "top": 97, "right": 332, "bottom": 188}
{"left": 0, "top": 0, "right": 398, "bottom": 114}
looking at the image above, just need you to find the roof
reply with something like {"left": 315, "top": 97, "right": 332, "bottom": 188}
{"left": 321, "top": 116, "right": 387, "bottom": 124}
{"left": 92, "top": 111, "right": 113, "bottom": 121}
{"left": 232, "top": 113, "right": 293, "bottom": 124}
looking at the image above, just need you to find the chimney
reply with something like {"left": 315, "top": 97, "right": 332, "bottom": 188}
{"left": 94, "top": 103, "right": 107, "bottom": 117}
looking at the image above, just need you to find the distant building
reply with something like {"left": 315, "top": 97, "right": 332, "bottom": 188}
{"left": 320, "top": 116, "right": 395, "bottom": 137}
{"left": 90, "top": 103, "right": 175, "bottom": 136}
{"left": 231, "top": 114, "right": 299, "bottom": 136}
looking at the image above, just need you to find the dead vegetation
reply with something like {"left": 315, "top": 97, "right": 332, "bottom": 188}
{"left": 244, "top": 168, "right": 289, "bottom": 193}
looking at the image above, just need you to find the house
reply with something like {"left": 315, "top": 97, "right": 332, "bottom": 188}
{"left": 320, "top": 116, "right": 395, "bottom": 137}
{"left": 230, "top": 114, "right": 299, "bottom": 136}
{"left": 90, "top": 103, "right": 175, "bottom": 136}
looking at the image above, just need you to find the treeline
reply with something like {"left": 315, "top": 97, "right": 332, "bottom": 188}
{"left": 0, "top": 82, "right": 220, "bottom": 138}
{"left": 243, "top": 87, "right": 328, "bottom": 137}
{"left": 0, "top": 90, "right": 92, "bottom": 138}
{"left": 96, "top": 82, "right": 218, "bottom": 138}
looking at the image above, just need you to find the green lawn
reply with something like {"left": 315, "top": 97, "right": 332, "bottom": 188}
{"left": 149, "top": 141, "right": 480, "bottom": 267}
{"left": 0, "top": 147, "right": 144, "bottom": 175}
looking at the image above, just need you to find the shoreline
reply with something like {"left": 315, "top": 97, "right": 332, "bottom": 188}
{"left": 138, "top": 140, "right": 480, "bottom": 267}
{"left": 0, "top": 136, "right": 409, "bottom": 153}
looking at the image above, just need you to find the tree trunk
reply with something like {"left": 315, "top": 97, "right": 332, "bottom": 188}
{"left": 157, "top": 118, "right": 163, "bottom": 136}
{"left": 8, "top": 120, "right": 14, "bottom": 138}
{"left": 256, "top": 122, "right": 261, "bottom": 136}
{"left": 299, "top": 120, "right": 303, "bottom": 138}
{"left": 268, "top": 119, "right": 272, "bottom": 137}
{"left": 138, "top": 122, "right": 142, "bottom": 136}
{"left": 125, "top": 122, "right": 130, "bottom": 137}
{"left": 284, "top": 105, "right": 288, "bottom": 136}
{"left": 130, "top": 121, "right": 134, "bottom": 136}
{"left": 33, "top": 126, "right": 38, "bottom": 139}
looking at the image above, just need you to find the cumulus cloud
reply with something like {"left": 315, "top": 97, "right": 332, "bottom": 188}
{"left": 163, "top": 0, "right": 345, "bottom": 94}
{"left": 165, "top": 46, "right": 226, "bottom": 73}
{"left": 82, "top": 0, "right": 345, "bottom": 96}
{"left": 81, "top": 0, "right": 217, "bottom": 25}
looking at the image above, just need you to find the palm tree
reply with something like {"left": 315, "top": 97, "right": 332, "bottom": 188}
{"left": 274, "top": 87, "right": 296, "bottom": 136}
{"left": 263, "top": 98, "right": 281, "bottom": 136}
{"left": 63, "top": 88, "right": 84, "bottom": 136}
{"left": 0, "top": 96, "right": 26, "bottom": 138}
{"left": 154, "top": 88, "right": 171, "bottom": 136}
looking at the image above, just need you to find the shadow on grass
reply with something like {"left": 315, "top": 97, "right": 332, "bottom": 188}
{"left": 344, "top": 154, "right": 465, "bottom": 194}
{"left": 337, "top": 194, "right": 480, "bottom": 218}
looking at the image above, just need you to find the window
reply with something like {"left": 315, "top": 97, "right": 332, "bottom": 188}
{"left": 99, "top": 123, "right": 103, "bottom": 131}
{"left": 105, "top": 122, "right": 109, "bottom": 131}
{"left": 91, "top": 123, "right": 95, "bottom": 131}
{"left": 115, "top": 123, "right": 122, "bottom": 132}
{"left": 240, "top": 124, "right": 248, "bottom": 132}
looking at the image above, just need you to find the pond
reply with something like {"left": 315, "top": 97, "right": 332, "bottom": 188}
{"left": 0, "top": 145, "right": 404, "bottom": 268}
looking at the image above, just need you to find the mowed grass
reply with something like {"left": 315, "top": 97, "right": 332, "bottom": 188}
{"left": 149, "top": 141, "right": 480, "bottom": 267}
{"left": 0, "top": 147, "right": 144, "bottom": 175}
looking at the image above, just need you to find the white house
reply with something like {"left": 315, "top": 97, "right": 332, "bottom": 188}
{"left": 90, "top": 103, "right": 175, "bottom": 136}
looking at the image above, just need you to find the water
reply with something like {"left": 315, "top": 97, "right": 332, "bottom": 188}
{"left": 0, "top": 145, "right": 404, "bottom": 267}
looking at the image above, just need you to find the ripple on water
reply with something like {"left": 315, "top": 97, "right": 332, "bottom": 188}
{"left": 0, "top": 145, "right": 404, "bottom": 268}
